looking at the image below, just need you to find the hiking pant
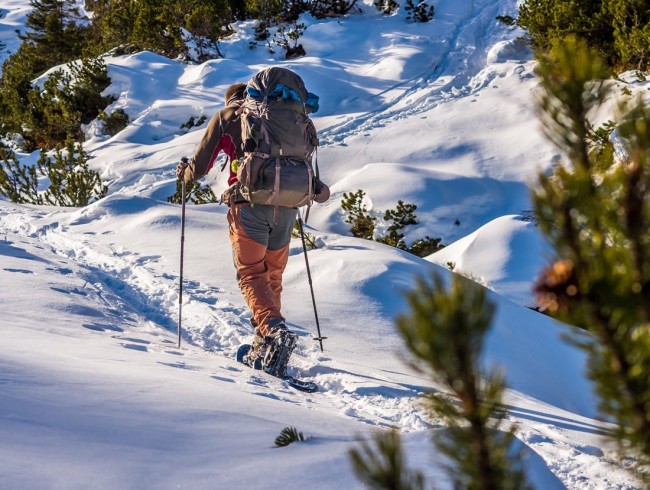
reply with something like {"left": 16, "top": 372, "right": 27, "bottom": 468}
{"left": 227, "top": 203, "right": 298, "bottom": 336}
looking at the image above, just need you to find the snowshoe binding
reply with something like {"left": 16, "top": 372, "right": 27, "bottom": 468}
{"left": 236, "top": 324, "right": 317, "bottom": 393}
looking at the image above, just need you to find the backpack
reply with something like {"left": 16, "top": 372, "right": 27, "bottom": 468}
{"left": 236, "top": 67, "right": 329, "bottom": 219}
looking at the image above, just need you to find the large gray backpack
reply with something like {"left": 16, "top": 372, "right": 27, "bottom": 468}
{"left": 236, "top": 67, "right": 328, "bottom": 218}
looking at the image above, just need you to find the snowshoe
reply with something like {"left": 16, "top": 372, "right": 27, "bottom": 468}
{"left": 236, "top": 333, "right": 318, "bottom": 393}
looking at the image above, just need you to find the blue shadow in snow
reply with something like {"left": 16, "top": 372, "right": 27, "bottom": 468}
{"left": 0, "top": 240, "right": 50, "bottom": 263}
{"left": 83, "top": 323, "right": 124, "bottom": 333}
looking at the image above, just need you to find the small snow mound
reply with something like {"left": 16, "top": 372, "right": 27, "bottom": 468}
{"left": 487, "top": 39, "right": 532, "bottom": 64}
{"left": 178, "top": 59, "right": 253, "bottom": 89}
{"left": 428, "top": 215, "right": 549, "bottom": 307}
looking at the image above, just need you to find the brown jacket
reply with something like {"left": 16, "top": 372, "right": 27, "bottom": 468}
{"left": 183, "top": 102, "right": 243, "bottom": 185}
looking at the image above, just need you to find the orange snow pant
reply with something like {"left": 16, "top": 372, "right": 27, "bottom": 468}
{"left": 227, "top": 203, "right": 298, "bottom": 336}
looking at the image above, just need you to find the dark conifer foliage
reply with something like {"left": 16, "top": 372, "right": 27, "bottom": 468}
{"left": 518, "top": 0, "right": 650, "bottom": 72}
{"left": 19, "top": 0, "right": 88, "bottom": 75}
{"left": 533, "top": 36, "right": 650, "bottom": 482}
{"left": 0, "top": 142, "right": 107, "bottom": 206}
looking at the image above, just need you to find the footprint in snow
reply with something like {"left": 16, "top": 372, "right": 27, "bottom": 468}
{"left": 121, "top": 343, "right": 149, "bottom": 352}
{"left": 163, "top": 349, "right": 184, "bottom": 356}
{"left": 46, "top": 267, "right": 73, "bottom": 275}
{"left": 575, "top": 445, "right": 604, "bottom": 457}
{"left": 115, "top": 337, "right": 150, "bottom": 345}
{"left": 50, "top": 286, "right": 87, "bottom": 296}
{"left": 134, "top": 255, "right": 161, "bottom": 266}
{"left": 83, "top": 323, "right": 124, "bottom": 333}
{"left": 158, "top": 361, "right": 199, "bottom": 371}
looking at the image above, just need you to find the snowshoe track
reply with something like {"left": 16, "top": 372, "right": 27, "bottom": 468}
{"left": 0, "top": 206, "right": 437, "bottom": 432}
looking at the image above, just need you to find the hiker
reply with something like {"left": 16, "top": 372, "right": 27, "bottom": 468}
{"left": 177, "top": 68, "right": 328, "bottom": 376}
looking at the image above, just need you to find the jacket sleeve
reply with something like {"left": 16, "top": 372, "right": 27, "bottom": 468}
{"left": 183, "top": 110, "right": 226, "bottom": 183}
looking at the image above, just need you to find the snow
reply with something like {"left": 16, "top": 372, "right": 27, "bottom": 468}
{"left": 1, "top": 0, "right": 648, "bottom": 488}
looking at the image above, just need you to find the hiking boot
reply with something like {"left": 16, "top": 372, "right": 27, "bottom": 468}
{"left": 242, "top": 327, "right": 265, "bottom": 370}
{"left": 261, "top": 323, "right": 297, "bottom": 378}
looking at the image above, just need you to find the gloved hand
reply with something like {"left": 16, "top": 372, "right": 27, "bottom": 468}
{"left": 176, "top": 157, "right": 190, "bottom": 181}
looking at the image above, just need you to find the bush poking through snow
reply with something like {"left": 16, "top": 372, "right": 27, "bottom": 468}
{"left": 341, "top": 189, "right": 376, "bottom": 240}
{"left": 374, "top": 0, "right": 399, "bottom": 15}
{"left": 407, "top": 236, "right": 443, "bottom": 257}
{"left": 495, "top": 15, "right": 516, "bottom": 27}
{"left": 292, "top": 222, "right": 318, "bottom": 250}
{"left": 273, "top": 21, "right": 307, "bottom": 59}
{"left": 180, "top": 115, "right": 208, "bottom": 132}
{"left": 98, "top": 109, "right": 130, "bottom": 137}
{"left": 37, "top": 143, "right": 108, "bottom": 207}
{"left": 0, "top": 142, "right": 107, "bottom": 207}
{"left": 403, "top": 0, "right": 434, "bottom": 23}
{"left": 167, "top": 180, "right": 219, "bottom": 205}
{"left": 341, "top": 190, "right": 444, "bottom": 257}
{"left": 310, "top": 0, "right": 359, "bottom": 19}
{"left": 0, "top": 56, "right": 114, "bottom": 150}
{"left": 376, "top": 200, "right": 417, "bottom": 249}
{"left": 274, "top": 426, "right": 306, "bottom": 447}
{"left": 518, "top": 0, "right": 650, "bottom": 72}
{"left": 0, "top": 149, "right": 41, "bottom": 204}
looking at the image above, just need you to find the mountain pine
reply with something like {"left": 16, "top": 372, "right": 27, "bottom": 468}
{"left": 533, "top": 36, "right": 650, "bottom": 481}
{"left": 518, "top": 0, "right": 650, "bottom": 72}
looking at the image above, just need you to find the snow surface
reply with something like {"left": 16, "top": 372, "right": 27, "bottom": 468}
{"left": 1, "top": 0, "right": 649, "bottom": 488}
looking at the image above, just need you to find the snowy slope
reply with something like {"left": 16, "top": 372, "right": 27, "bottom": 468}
{"left": 1, "top": 0, "right": 647, "bottom": 488}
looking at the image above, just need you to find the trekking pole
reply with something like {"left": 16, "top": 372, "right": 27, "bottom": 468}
{"left": 297, "top": 211, "right": 326, "bottom": 352}
{"left": 178, "top": 157, "right": 189, "bottom": 349}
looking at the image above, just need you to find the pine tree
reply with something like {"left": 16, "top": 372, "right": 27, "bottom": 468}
{"left": 0, "top": 0, "right": 93, "bottom": 146}
{"left": 131, "top": 0, "right": 184, "bottom": 56}
{"left": 20, "top": 56, "right": 113, "bottom": 148}
{"left": 532, "top": 36, "right": 650, "bottom": 481}
{"left": 19, "top": 0, "right": 87, "bottom": 75}
{"left": 341, "top": 189, "right": 376, "bottom": 240}
{"left": 350, "top": 273, "right": 529, "bottom": 489}
{"left": 0, "top": 50, "right": 36, "bottom": 139}
{"left": 85, "top": 0, "right": 235, "bottom": 58}
{"left": 38, "top": 141, "right": 108, "bottom": 207}
{"left": 86, "top": 0, "right": 137, "bottom": 55}
{"left": 0, "top": 143, "right": 107, "bottom": 206}
{"left": 0, "top": 149, "right": 42, "bottom": 204}
{"left": 185, "top": 4, "right": 230, "bottom": 59}
{"left": 607, "top": 0, "right": 650, "bottom": 71}
{"left": 309, "top": 0, "right": 358, "bottom": 19}
{"left": 377, "top": 200, "right": 417, "bottom": 249}
{"left": 245, "top": 0, "right": 285, "bottom": 20}
{"left": 340, "top": 192, "right": 444, "bottom": 257}
{"left": 517, "top": 0, "right": 650, "bottom": 72}
{"left": 350, "top": 429, "right": 425, "bottom": 490}
{"left": 403, "top": 0, "right": 434, "bottom": 23}
{"left": 167, "top": 179, "right": 219, "bottom": 204}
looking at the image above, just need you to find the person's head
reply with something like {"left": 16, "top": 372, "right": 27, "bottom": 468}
{"left": 225, "top": 83, "right": 247, "bottom": 105}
